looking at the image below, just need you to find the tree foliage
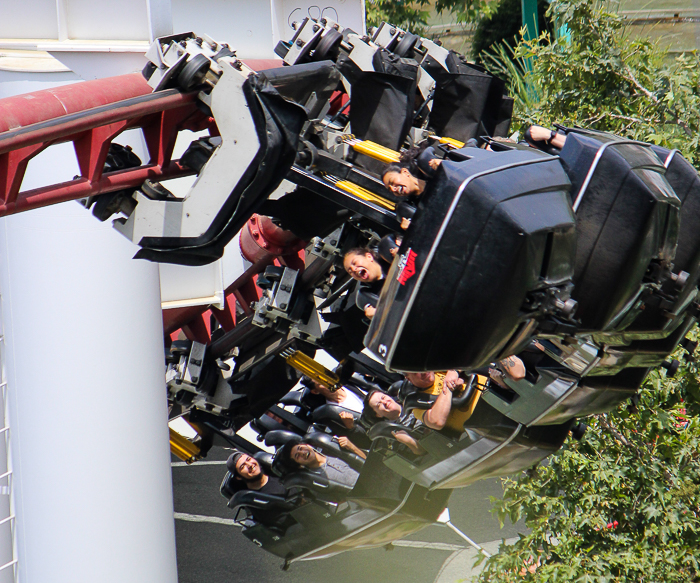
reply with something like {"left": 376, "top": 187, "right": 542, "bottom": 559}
{"left": 365, "top": 0, "right": 432, "bottom": 34}
{"left": 473, "top": 3, "right": 700, "bottom": 579}
{"left": 365, "top": 0, "right": 491, "bottom": 37}
{"left": 484, "top": 0, "right": 700, "bottom": 164}
{"left": 471, "top": 0, "right": 552, "bottom": 61}
{"left": 477, "top": 343, "right": 700, "bottom": 582}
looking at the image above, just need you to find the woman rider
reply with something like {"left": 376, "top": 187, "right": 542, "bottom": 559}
{"left": 343, "top": 247, "right": 387, "bottom": 318}
{"left": 381, "top": 144, "right": 442, "bottom": 198}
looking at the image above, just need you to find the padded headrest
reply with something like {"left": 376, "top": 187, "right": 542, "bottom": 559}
{"left": 254, "top": 451, "right": 274, "bottom": 474}
{"left": 220, "top": 471, "right": 246, "bottom": 500}
{"left": 250, "top": 414, "right": 286, "bottom": 437}
{"left": 387, "top": 380, "right": 406, "bottom": 398}
{"left": 378, "top": 234, "right": 399, "bottom": 264}
{"left": 264, "top": 429, "right": 303, "bottom": 448}
{"left": 396, "top": 200, "right": 416, "bottom": 222}
{"left": 347, "top": 373, "right": 381, "bottom": 394}
{"left": 311, "top": 404, "right": 360, "bottom": 426}
{"left": 279, "top": 390, "right": 305, "bottom": 408}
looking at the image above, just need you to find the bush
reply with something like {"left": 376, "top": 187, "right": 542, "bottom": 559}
{"left": 471, "top": 0, "right": 552, "bottom": 61}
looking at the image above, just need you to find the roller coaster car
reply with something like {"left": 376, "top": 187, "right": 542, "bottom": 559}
{"left": 127, "top": 40, "right": 342, "bottom": 265}
{"left": 235, "top": 433, "right": 449, "bottom": 563}
{"left": 555, "top": 129, "right": 682, "bottom": 336}
{"left": 479, "top": 343, "right": 646, "bottom": 426}
{"left": 365, "top": 146, "right": 578, "bottom": 372}
{"left": 368, "top": 398, "right": 573, "bottom": 490}
{"left": 608, "top": 145, "right": 700, "bottom": 338}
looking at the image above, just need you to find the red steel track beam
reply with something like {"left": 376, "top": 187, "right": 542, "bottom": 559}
{"left": 0, "top": 73, "right": 210, "bottom": 216}
{"left": 0, "top": 73, "right": 152, "bottom": 133}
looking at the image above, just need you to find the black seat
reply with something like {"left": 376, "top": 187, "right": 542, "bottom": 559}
{"left": 249, "top": 411, "right": 295, "bottom": 440}
{"left": 254, "top": 451, "right": 274, "bottom": 475}
{"left": 367, "top": 420, "right": 427, "bottom": 442}
{"left": 264, "top": 429, "right": 303, "bottom": 448}
{"left": 557, "top": 129, "right": 681, "bottom": 334}
{"left": 279, "top": 390, "right": 305, "bottom": 408}
{"left": 220, "top": 471, "right": 246, "bottom": 500}
{"left": 228, "top": 489, "right": 296, "bottom": 513}
{"left": 282, "top": 470, "right": 354, "bottom": 502}
{"left": 423, "top": 50, "right": 512, "bottom": 142}
{"left": 228, "top": 489, "right": 298, "bottom": 534}
{"left": 310, "top": 403, "right": 362, "bottom": 438}
{"left": 304, "top": 431, "right": 365, "bottom": 472}
{"left": 366, "top": 147, "right": 577, "bottom": 372}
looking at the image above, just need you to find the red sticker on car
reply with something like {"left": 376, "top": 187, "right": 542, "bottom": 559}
{"left": 397, "top": 249, "right": 417, "bottom": 285}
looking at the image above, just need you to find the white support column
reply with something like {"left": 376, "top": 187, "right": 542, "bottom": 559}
{"left": 0, "top": 308, "right": 14, "bottom": 583}
{"left": 0, "top": 201, "right": 178, "bottom": 583}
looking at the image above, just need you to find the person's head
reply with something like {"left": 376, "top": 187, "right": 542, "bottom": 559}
{"left": 279, "top": 438, "right": 320, "bottom": 470}
{"left": 382, "top": 165, "right": 425, "bottom": 197}
{"left": 364, "top": 389, "right": 402, "bottom": 422}
{"left": 290, "top": 442, "right": 318, "bottom": 467}
{"left": 228, "top": 452, "right": 263, "bottom": 482}
{"left": 404, "top": 371, "right": 435, "bottom": 389}
{"left": 343, "top": 247, "right": 384, "bottom": 282}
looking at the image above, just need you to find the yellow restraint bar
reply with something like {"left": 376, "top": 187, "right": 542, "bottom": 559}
{"left": 169, "top": 427, "right": 202, "bottom": 464}
{"left": 350, "top": 140, "right": 401, "bottom": 164}
{"left": 335, "top": 180, "right": 396, "bottom": 211}
{"left": 283, "top": 350, "right": 340, "bottom": 390}
{"left": 438, "top": 137, "right": 465, "bottom": 149}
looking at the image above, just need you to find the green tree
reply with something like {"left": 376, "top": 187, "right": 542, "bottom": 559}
{"left": 365, "top": 0, "right": 492, "bottom": 37}
{"left": 471, "top": 0, "right": 552, "bottom": 61}
{"left": 484, "top": 0, "right": 700, "bottom": 163}
{"left": 365, "top": 0, "right": 432, "bottom": 33}
{"left": 474, "top": 4, "right": 700, "bottom": 579}
{"left": 476, "top": 350, "right": 700, "bottom": 582}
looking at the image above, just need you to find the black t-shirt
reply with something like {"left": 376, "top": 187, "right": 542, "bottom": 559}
{"left": 256, "top": 476, "right": 287, "bottom": 498}
{"left": 247, "top": 476, "right": 289, "bottom": 527}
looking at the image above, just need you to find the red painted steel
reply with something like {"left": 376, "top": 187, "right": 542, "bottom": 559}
{"left": 0, "top": 73, "right": 151, "bottom": 134}
{"left": 0, "top": 74, "right": 210, "bottom": 216}
{"left": 181, "top": 312, "right": 212, "bottom": 345}
{"left": 239, "top": 214, "right": 306, "bottom": 263}
{"left": 241, "top": 59, "right": 284, "bottom": 71}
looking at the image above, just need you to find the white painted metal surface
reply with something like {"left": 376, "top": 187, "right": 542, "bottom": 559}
{"left": 0, "top": 2, "right": 366, "bottom": 580}
{"left": 0, "top": 72, "right": 177, "bottom": 582}
{"left": 114, "top": 59, "right": 258, "bottom": 242}
{"left": 0, "top": 297, "right": 17, "bottom": 583}
{"left": 0, "top": 202, "right": 178, "bottom": 583}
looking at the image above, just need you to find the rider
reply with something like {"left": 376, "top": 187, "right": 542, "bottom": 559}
{"left": 381, "top": 144, "right": 442, "bottom": 198}
{"left": 278, "top": 438, "right": 361, "bottom": 488}
{"left": 343, "top": 247, "right": 388, "bottom": 319}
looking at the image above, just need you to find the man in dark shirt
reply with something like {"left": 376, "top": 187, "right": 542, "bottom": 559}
{"left": 226, "top": 452, "right": 293, "bottom": 529}
{"left": 227, "top": 452, "right": 287, "bottom": 497}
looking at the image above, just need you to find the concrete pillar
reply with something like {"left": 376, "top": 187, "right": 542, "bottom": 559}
{"left": 0, "top": 201, "right": 178, "bottom": 583}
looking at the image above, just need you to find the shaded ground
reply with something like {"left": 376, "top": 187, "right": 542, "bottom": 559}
{"left": 172, "top": 446, "right": 526, "bottom": 583}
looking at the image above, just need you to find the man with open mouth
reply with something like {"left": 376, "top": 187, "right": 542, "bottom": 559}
{"left": 278, "top": 438, "right": 361, "bottom": 489}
